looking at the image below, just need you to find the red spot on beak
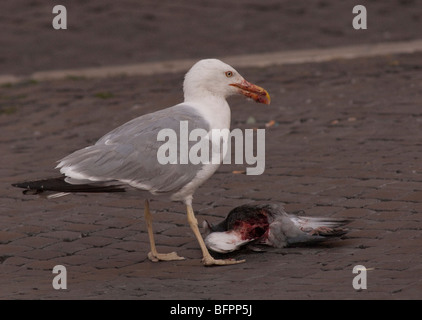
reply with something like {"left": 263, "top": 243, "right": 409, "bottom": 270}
{"left": 230, "top": 80, "right": 271, "bottom": 105}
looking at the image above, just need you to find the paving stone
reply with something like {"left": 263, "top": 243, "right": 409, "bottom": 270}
{"left": 400, "top": 191, "right": 422, "bottom": 202}
{"left": 0, "top": 231, "right": 26, "bottom": 244}
{"left": 40, "top": 230, "right": 83, "bottom": 241}
{"left": 10, "top": 236, "right": 60, "bottom": 249}
{"left": 17, "top": 249, "right": 66, "bottom": 261}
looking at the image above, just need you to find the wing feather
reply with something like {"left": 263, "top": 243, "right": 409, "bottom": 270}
{"left": 57, "top": 104, "right": 211, "bottom": 193}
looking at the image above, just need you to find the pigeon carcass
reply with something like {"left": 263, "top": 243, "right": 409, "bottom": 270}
{"left": 203, "top": 204, "right": 350, "bottom": 253}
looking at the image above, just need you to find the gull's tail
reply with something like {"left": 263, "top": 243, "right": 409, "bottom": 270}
{"left": 12, "top": 176, "right": 125, "bottom": 199}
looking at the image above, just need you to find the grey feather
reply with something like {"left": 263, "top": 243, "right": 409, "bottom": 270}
{"left": 57, "top": 104, "right": 211, "bottom": 193}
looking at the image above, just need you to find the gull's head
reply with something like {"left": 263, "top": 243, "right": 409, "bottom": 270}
{"left": 183, "top": 59, "right": 270, "bottom": 104}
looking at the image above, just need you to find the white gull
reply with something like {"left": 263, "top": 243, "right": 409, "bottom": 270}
{"left": 13, "top": 59, "right": 270, "bottom": 266}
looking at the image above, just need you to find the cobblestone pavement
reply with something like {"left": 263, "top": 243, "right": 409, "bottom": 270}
{"left": 1, "top": 52, "right": 421, "bottom": 299}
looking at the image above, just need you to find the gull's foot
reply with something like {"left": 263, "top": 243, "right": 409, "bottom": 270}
{"left": 202, "top": 255, "right": 245, "bottom": 266}
{"left": 148, "top": 251, "right": 186, "bottom": 262}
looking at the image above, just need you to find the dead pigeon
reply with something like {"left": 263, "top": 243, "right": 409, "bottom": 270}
{"left": 203, "top": 204, "right": 350, "bottom": 253}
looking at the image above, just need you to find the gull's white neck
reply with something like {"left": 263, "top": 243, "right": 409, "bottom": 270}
{"left": 184, "top": 94, "right": 231, "bottom": 130}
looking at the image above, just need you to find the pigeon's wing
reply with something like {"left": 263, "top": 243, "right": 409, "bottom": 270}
{"left": 277, "top": 215, "right": 350, "bottom": 246}
{"left": 290, "top": 215, "right": 350, "bottom": 234}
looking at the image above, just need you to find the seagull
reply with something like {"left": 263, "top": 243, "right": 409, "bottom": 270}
{"left": 12, "top": 59, "right": 270, "bottom": 266}
{"left": 203, "top": 204, "right": 350, "bottom": 253}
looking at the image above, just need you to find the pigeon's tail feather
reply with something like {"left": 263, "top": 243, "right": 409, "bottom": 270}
{"left": 290, "top": 215, "right": 350, "bottom": 234}
{"left": 284, "top": 215, "right": 351, "bottom": 245}
{"left": 12, "top": 176, "right": 126, "bottom": 197}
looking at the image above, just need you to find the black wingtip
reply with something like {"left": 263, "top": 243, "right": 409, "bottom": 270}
{"left": 12, "top": 182, "right": 30, "bottom": 188}
{"left": 12, "top": 176, "right": 126, "bottom": 195}
{"left": 12, "top": 182, "right": 38, "bottom": 195}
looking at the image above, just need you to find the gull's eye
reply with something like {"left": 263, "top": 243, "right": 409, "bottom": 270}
{"left": 225, "top": 71, "right": 233, "bottom": 78}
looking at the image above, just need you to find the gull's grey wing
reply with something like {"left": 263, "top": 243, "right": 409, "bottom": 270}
{"left": 57, "top": 104, "right": 211, "bottom": 193}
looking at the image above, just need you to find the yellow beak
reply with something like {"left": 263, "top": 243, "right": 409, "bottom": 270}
{"left": 230, "top": 80, "right": 271, "bottom": 105}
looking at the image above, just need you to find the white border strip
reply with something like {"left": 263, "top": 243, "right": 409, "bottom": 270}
{"left": 1, "top": 39, "right": 422, "bottom": 84}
